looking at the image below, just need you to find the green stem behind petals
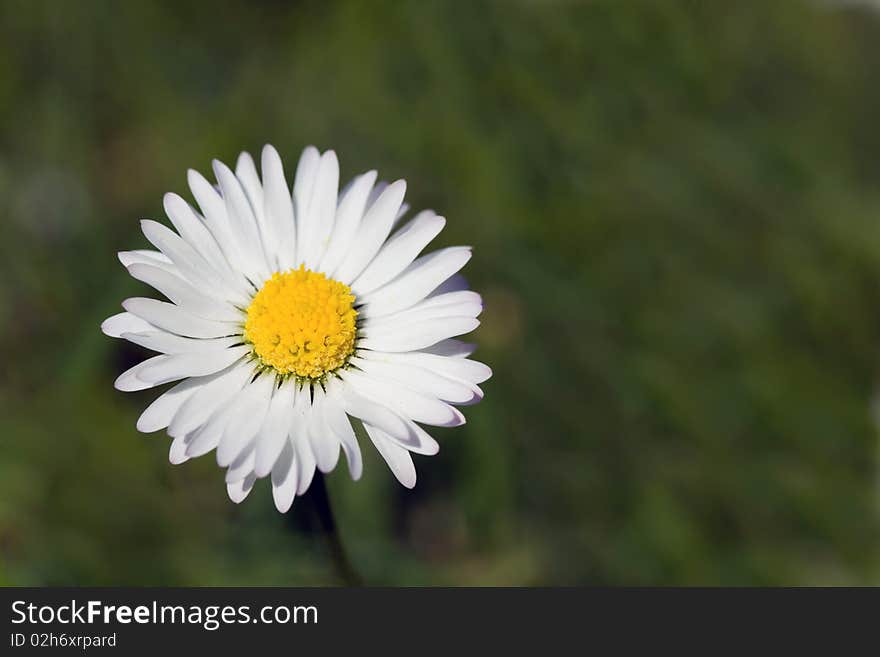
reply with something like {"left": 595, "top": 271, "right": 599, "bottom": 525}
{"left": 308, "top": 472, "right": 363, "bottom": 586}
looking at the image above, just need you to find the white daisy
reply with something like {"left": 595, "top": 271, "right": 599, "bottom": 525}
{"left": 102, "top": 145, "right": 491, "bottom": 512}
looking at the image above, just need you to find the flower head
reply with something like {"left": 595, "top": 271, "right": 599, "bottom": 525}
{"left": 102, "top": 145, "right": 490, "bottom": 511}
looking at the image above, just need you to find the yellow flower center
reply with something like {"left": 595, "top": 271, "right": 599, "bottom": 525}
{"left": 244, "top": 266, "right": 358, "bottom": 380}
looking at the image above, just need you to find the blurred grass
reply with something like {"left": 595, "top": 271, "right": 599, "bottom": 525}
{"left": 1, "top": 0, "right": 880, "bottom": 584}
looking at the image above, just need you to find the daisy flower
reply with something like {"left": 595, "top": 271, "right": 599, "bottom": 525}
{"left": 102, "top": 145, "right": 491, "bottom": 512}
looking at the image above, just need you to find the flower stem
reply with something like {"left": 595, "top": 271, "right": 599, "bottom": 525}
{"left": 309, "top": 472, "right": 363, "bottom": 586}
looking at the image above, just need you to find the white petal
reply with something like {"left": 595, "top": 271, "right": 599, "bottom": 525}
{"left": 350, "top": 356, "right": 475, "bottom": 404}
{"left": 339, "top": 380, "right": 411, "bottom": 442}
{"left": 460, "top": 385, "right": 485, "bottom": 405}
{"left": 395, "top": 418, "right": 440, "bottom": 456}
{"left": 429, "top": 273, "right": 469, "bottom": 296}
{"left": 163, "top": 192, "right": 241, "bottom": 292}
{"left": 186, "top": 392, "right": 242, "bottom": 458}
{"left": 358, "top": 349, "right": 492, "bottom": 385}
{"left": 361, "top": 292, "right": 481, "bottom": 330}
{"left": 168, "top": 361, "right": 252, "bottom": 438}
{"left": 321, "top": 170, "right": 378, "bottom": 276}
{"left": 186, "top": 425, "right": 223, "bottom": 459}
{"left": 292, "top": 147, "right": 320, "bottom": 269}
{"left": 254, "top": 380, "right": 297, "bottom": 478}
{"left": 261, "top": 145, "right": 296, "bottom": 271}
{"left": 306, "top": 387, "right": 340, "bottom": 474}
{"left": 226, "top": 473, "right": 256, "bottom": 504}
{"left": 289, "top": 382, "right": 313, "bottom": 457}
{"left": 213, "top": 159, "right": 271, "bottom": 283}
{"left": 188, "top": 168, "right": 252, "bottom": 283}
{"left": 420, "top": 339, "right": 476, "bottom": 358}
{"left": 126, "top": 263, "right": 243, "bottom": 322}
{"left": 365, "top": 181, "right": 389, "bottom": 210}
{"left": 136, "top": 377, "right": 204, "bottom": 432}
{"left": 123, "top": 297, "right": 241, "bottom": 339}
{"left": 351, "top": 211, "right": 445, "bottom": 296}
{"left": 294, "top": 433, "right": 317, "bottom": 496}
{"left": 140, "top": 219, "right": 240, "bottom": 303}
{"left": 293, "top": 146, "right": 320, "bottom": 221}
{"left": 359, "top": 316, "right": 479, "bottom": 353}
{"left": 118, "top": 249, "right": 172, "bottom": 268}
{"left": 169, "top": 434, "right": 191, "bottom": 464}
{"left": 101, "top": 312, "right": 155, "bottom": 338}
{"left": 136, "top": 346, "right": 250, "bottom": 386}
{"left": 364, "top": 424, "right": 416, "bottom": 489}
{"left": 271, "top": 441, "right": 297, "bottom": 513}
{"left": 341, "top": 369, "right": 464, "bottom": 427}
{"left": 414, "top": 289, "right": 482, "bottom": 312}
{"left": 234, "top": 152, "right": 265, "bottom": 223}
{"left": 324, "top": 381, "right": 362, "bottom": 480}
{"left": 237, "top": 151, "right": 280, "bottom": 268}
{"left": 216, "top": 374, "right": 274, "bottom": 467}
{"left": 121, "top": 331, "right": 241, "bottom": 355}
{"left": 334, "top": 180, "right": 406, "bottom": 285}
{"left": 114, "top": 355, "right": 166, "bottom": 392}
{"left": 179, "top": 394, "right": 250, "bottom": 458}
{"left": 359, "top": 247, "right": 472, "bottom": 318}
{"left": 357, "top": 354, "right": 484, "bottom": 406}
{"left": 225, "top": 444, "right": 257, "bottom": 483}
{"left": 394, "top": 202, "right": 410, "bottom": 225}
{"left": 299, "top": 151, "right": 339, "bottom": 269}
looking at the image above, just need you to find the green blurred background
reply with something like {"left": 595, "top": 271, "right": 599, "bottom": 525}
{"left": 2, "top": 0, "right": 880, "bottom": 585}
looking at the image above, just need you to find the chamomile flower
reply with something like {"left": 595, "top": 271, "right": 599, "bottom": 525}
{"left": 102, "top": 145, "right": 490, "bottom": 512}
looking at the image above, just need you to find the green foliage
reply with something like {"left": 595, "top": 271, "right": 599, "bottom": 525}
{"left": 1, "top": 0, "right": 879, "bottom": 584}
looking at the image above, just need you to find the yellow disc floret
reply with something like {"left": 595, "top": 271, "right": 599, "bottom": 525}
{"left": 244, "top": 266, "right": 358, "bottom": 379}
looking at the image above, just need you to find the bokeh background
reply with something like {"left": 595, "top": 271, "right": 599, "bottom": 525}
{"left": 2, "top": 0, "right": 880, "bottom": 585}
